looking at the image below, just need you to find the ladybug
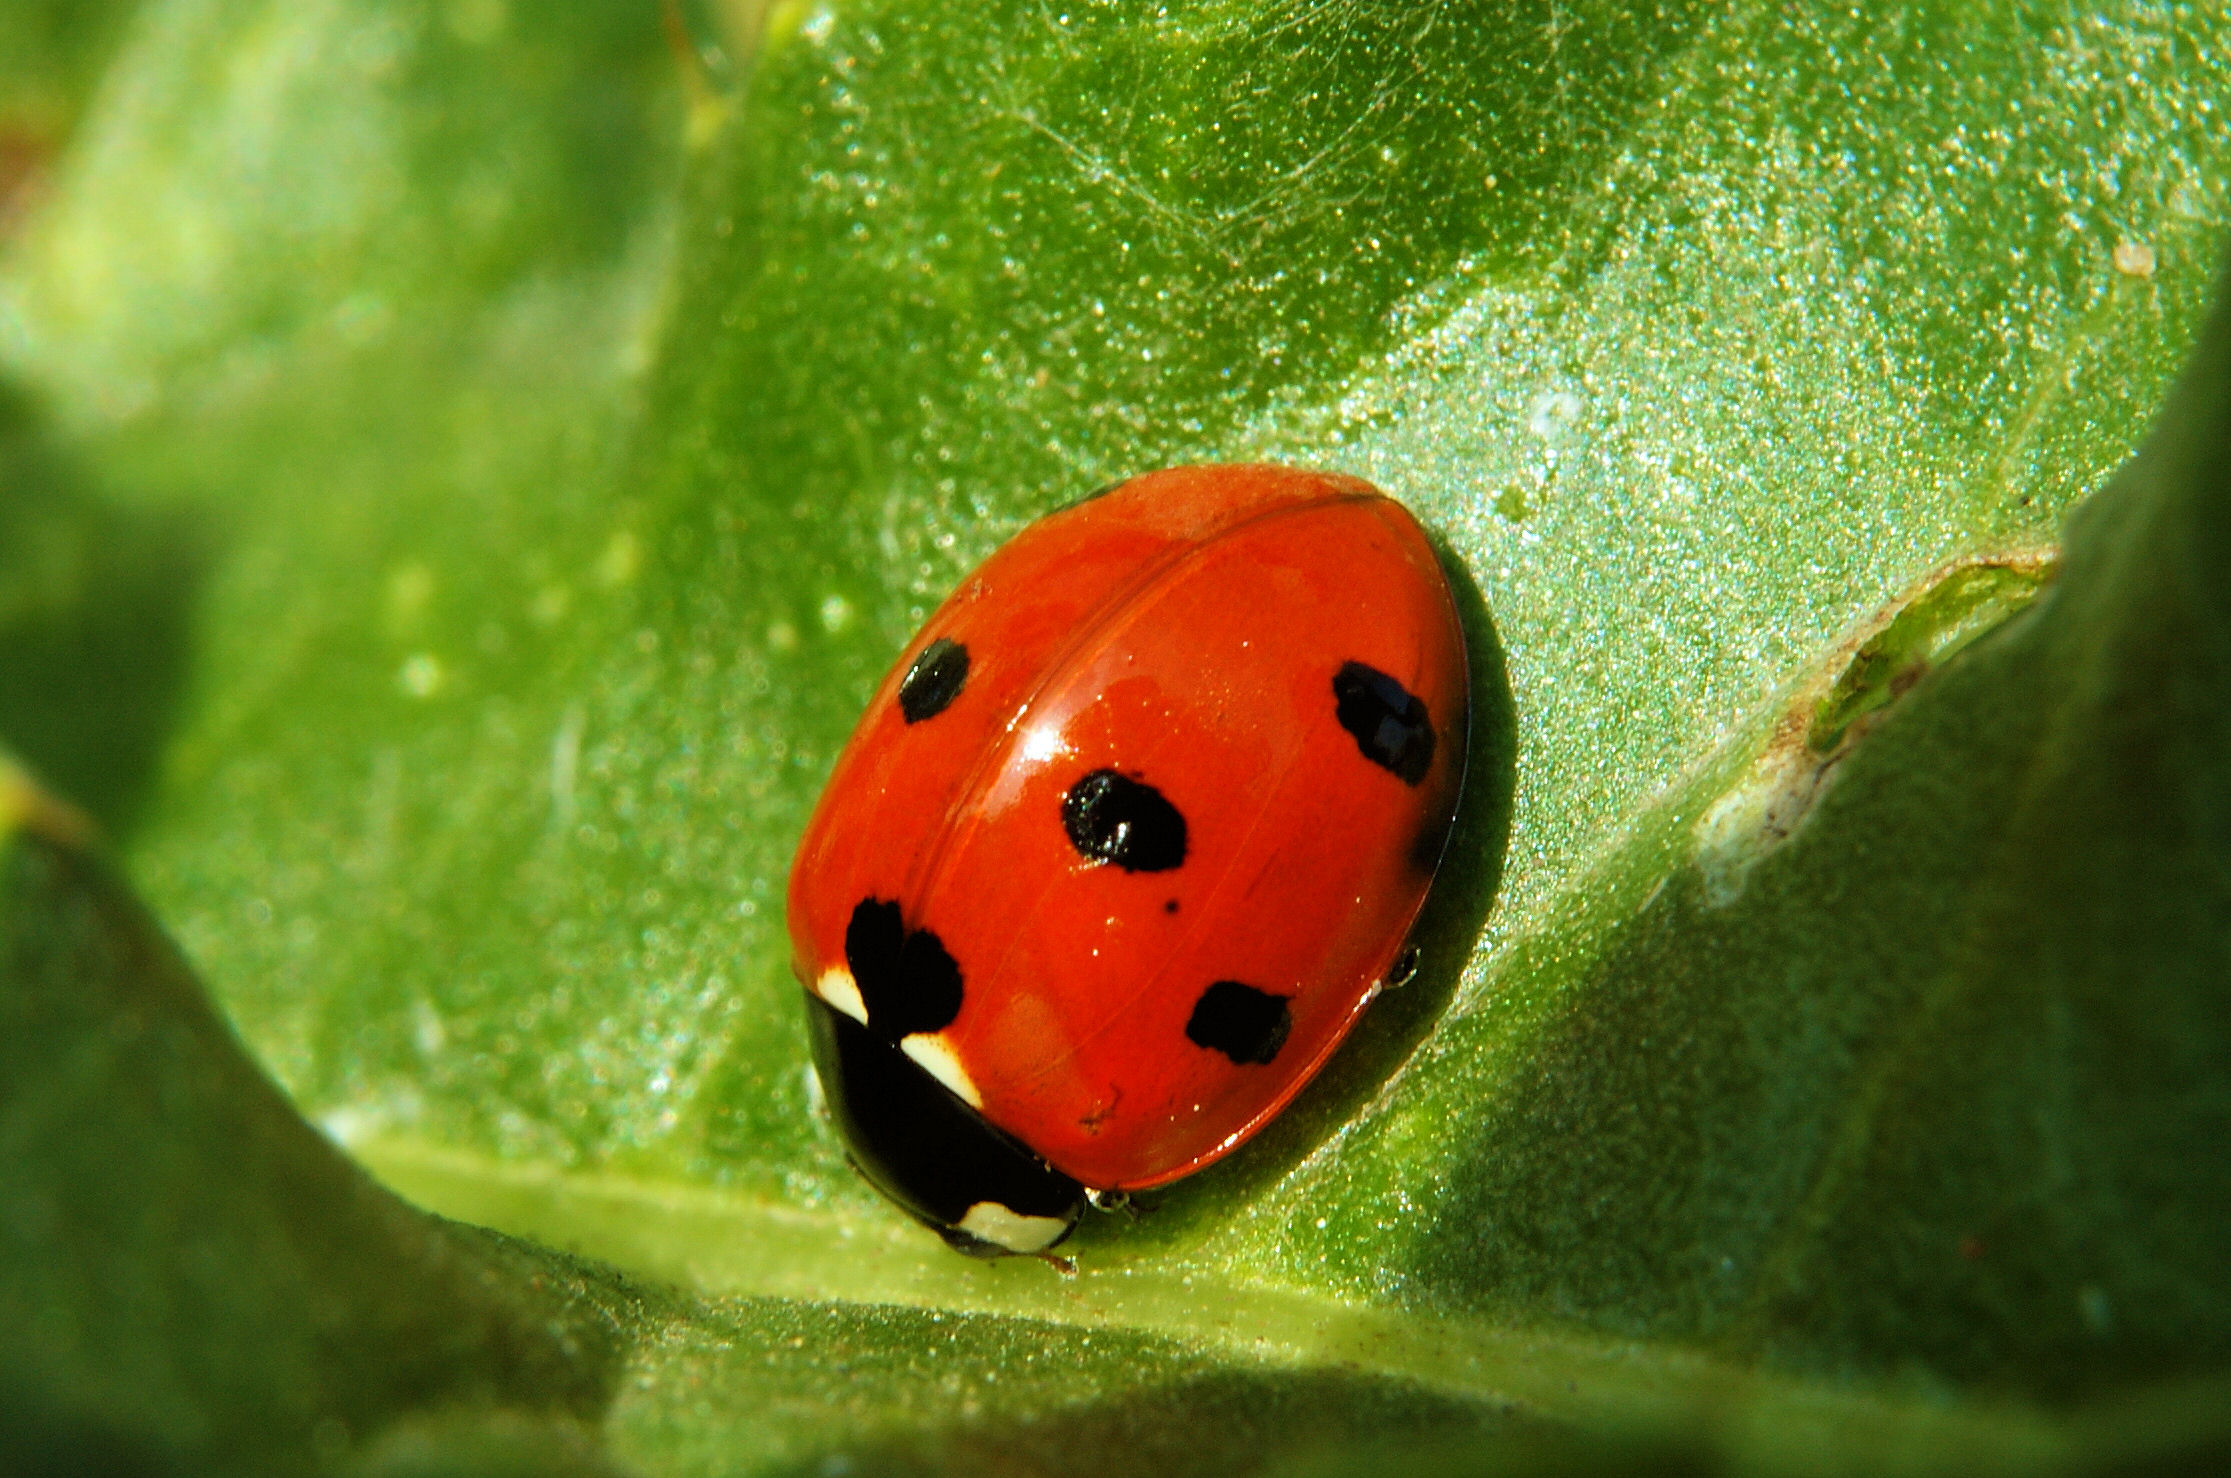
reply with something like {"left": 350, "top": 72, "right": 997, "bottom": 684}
{"left": 787, "top": 464, "right": 1468, "bottom": 1255}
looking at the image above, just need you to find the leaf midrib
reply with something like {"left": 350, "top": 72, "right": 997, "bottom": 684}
{"left": 357, "top": 1133, "right": 2077, "bottom": 1477}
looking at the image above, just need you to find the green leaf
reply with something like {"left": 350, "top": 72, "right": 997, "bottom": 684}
{"left": 0, "top": 0, "right": 143, "bottom": 179}
{"left": 0, "top": 758, "right": 626, "bottom": 1473}
{"left": 1, "top": 0, "right": 2229, "bottom": 1469}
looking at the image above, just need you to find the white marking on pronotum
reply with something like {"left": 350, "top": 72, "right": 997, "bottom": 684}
{"left": 812, "top": 966, "right": 868, "bottom": 1025}
{"left": 901, "top": 1032, "right": 982, "bottom": 1108}
{"left": 957, "top": 1201, "right": 1071, "bottom": 1254}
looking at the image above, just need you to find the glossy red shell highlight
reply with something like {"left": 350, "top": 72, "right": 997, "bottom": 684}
{"left": 788, "top": 464, "right": 1467, "bottom": 1192}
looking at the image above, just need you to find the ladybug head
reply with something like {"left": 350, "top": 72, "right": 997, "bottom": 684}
{"left": 802, "top": 996, "right": 1084, "bottom": 1256}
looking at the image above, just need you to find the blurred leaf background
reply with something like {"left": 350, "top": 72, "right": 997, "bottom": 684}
{"left": 0, "top": 0, "right": 2227, "bottom": 1472}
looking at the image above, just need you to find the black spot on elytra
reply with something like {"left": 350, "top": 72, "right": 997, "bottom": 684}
{"left": 845, "top": 897, "right": 963, "bottom": 1037}
{"left": 898, "top": 638, "right": 970, "bottom": 723}
{"left": 1164, "top": 899, "right": 1180, "bottom": 914}
{"left": 1333, "top": 661, "right": 1435, "bottom": 786}
{"left": 1062, "top": 769, "right": 1187, "bottom": 872}
{"left": 1186, "top": 981, "right": 1292, "bottom": 1065}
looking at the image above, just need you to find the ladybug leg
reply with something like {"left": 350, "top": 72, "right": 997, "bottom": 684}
{"left": 1382, "top": 945, "right": 1423, "bottom": 991}
{"left": 1086, "top": 1188, "right": 1147, "bottom": 1221}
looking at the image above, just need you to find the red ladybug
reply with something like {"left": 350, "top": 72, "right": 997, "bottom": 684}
{"left": 788, "top": 464, "right": 1468, "bottom": 1255}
